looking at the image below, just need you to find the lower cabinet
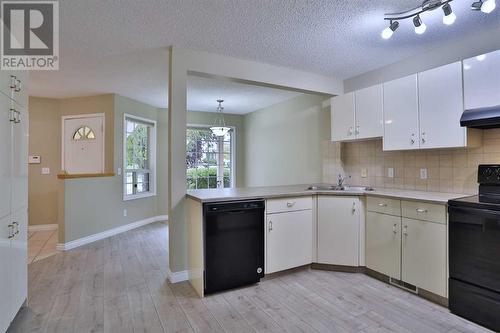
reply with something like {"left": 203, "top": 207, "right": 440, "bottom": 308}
{"left": 366, "top": 211, "right": 401, "bottom": 279}
{"left": 402, "top": 217, "right": 447, "bottom": 297}
{"left": 266, "top": 209, "right": 312, "bottom": 274}
{"left": 317, "top": 196, "right": 361, "bottom": 266}
{"left": 0, "top": 215, "right": 13, "bottom": 333}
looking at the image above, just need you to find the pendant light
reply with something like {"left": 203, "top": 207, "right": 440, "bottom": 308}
{"left": 210, "top": 99, "right": 231, "bottom": 137}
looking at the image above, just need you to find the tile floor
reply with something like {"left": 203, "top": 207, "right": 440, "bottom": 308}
{"left": 28, "top": 229, "right": 59, "bottom": 264}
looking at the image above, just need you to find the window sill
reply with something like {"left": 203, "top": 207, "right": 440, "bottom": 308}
{"left": 57, "top": 172, "right": 115, "bottom": 179}
{"left": 123, "top": 192, "right": 156, "bottom": 201}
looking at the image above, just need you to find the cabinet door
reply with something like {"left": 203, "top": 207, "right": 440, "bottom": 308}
{"left": 401, "top": 218, "right": 447, "bottom": 297}
{"left": 383, "top": 74, "right": 419, "bottom": 151}
{"left": 464, "top": 50, "right": 500, "bottom": 110}
{"left": 418, "top": 62, "right": 465, "bottom": 149}
{"left": 0, "top": 94, "right": 12, "bottom": 219}
{"left": 355, "top": 84, "right": 383, "bottom": 140}
{"left": 10, "top": 208, "right": 27, "bottom": 314}
{"left": 0, "top": 215, "right": 13, "bottom": 333}
{"left": 317, "top": 196, "right": 360, "bottom": 266}
{"left": 331, "top": 93, "right": 355, "bottom": 141}
{"left": 11, "top": 106, "right": 28, "bottom": 213}
{"left": 366, "top": 212, "right": 401, "bottom": 279}
{"left": 266, "top": 210, "right": 312, "bottom": 274}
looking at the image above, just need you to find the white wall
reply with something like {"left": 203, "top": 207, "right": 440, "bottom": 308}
{"left": 243, "top": 94, "right": 329, "bottom": 187}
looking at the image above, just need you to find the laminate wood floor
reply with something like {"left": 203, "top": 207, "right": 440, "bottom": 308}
{"left": 8, "top": 222, "right": 492, "bottom": 333}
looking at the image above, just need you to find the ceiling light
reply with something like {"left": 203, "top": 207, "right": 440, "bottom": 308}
{"left": 442, "top": 3, "right": 457, "bottom": 25}
{"left": 464, "top": 64, "right": 472, "bottom": 70}
{"left": 381, "top": 21, "right": 399, "bottom": 39}
{"left": 472, "top": 0, "right": 496, "bottom": 12}
{"left": 210, "top": 99, "right": 231, "bottom": 137}
{"left": 413, "top": 15, "right": 427, "bottom": 34}
{"left": 476, "top": 54, "right": 486, "bottom": 61}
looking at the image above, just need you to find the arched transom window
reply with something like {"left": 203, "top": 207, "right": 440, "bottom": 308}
{"left": 73, "top": 126, "right": 96, "bottom": 140}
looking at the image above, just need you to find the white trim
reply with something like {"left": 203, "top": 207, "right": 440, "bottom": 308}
{"left": 167, "top": 269, "right": 189, "bottom": 283}
{"left": 123, "top": 113, "right": 157, "bottom": 201}
{"left": 28, "top": 224, "right": 58, "bottom": 232}
{"left": 56, "top": 215, "right": 168, "bottom": 251}
{"left": 61, "top": 113, "right": 105, "bottom": 173}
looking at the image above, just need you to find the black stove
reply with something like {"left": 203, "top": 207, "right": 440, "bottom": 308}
{"left": 448, "top": 165, "right": 500, "bottom": 332}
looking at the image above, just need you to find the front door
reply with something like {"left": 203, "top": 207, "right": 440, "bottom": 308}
{"left": 63, "top": 114, "right": 104, "bottom": 174}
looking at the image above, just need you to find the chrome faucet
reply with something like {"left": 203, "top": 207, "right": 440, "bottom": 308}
{"left": 337, "top": 174, "right": 346, "bottom": 187}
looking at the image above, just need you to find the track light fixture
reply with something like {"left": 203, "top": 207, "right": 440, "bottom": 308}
{"left": 382, "top": 0, "right": 495, "bottom": 39}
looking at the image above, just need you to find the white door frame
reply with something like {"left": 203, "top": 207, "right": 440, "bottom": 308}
{"left": 61, "top": 113, "right": 105, "bottom": 173}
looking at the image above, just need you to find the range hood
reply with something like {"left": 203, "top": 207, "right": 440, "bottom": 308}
{"left": 460, "top": 105, "right": 500, "bottom": 129}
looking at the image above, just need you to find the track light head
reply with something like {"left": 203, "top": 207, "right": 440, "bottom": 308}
{"left": 442, "top": 3, "right": 457, "bottom": 25}
{"left": 472, "top": 0, "right": 496, "bottom": 13}
{"left": 381, "top": 21, "right": 399, "bottom": 39}
{"left": 413, "top": 15, "right": 427, "bottom": 34}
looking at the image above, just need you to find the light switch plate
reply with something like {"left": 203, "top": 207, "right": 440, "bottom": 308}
{"left": 41, "top": 167, "right": 50, "bottom": 175}
{"left": 361, "top": 168, "right": 368, "bottom": 178}
{"left": 387, "top": 167, "right": 394, "bottom": 178}
{"left": 420, "top": 168, "right": 428, "bottom": 179}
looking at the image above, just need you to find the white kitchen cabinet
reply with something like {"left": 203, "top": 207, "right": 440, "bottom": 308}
{"left": 266, "top": 209, "right": 313, "bottom": 274}
{"left": 383, "top": 74, "right": 419, "bottom": 151}
{"left": 355, "top": 84, "right": 384, "bottom": 140}
{"left": 0, "top": 94, "right": 12, "bottom": 220}
{"left": 331, "top": 92, "right": 355, "bottom": 141}
{"left": 11, "top": 106, "right": 28, "bottom": 213}
{"left": 10, "top": 209, "right": 28, "bottom": 314}
{"left": 418, "top": 62, "right": 465, "bottom": 149}
{"left": 366, "top": 211, "right": 401, "bottom": 279}
{"left": 0, "top": 215, "right": 13, "bottom": 333}
{"left": 464, "top": 49, "right": 500, "bottom": 110}
{"left": 401, "top": 218, "right": 447, "bottom": 297}
{"left": 317, "top": 196, "right": 360, "bottom": 266}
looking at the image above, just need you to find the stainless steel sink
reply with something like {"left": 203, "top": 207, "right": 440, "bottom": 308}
{"left": 306, "top": 185, "right": 374, "bottom": 192}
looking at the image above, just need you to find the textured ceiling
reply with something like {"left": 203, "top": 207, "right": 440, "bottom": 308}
{"left": 187, "top": 76, "right": 302, "bottom": 114}
{"left": 29, "top": 0, "right": 500, "bottom": 108}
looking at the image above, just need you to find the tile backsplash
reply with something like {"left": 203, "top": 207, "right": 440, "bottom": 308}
{"left": 323, "top": 129, "right": 500, "bottom": 195}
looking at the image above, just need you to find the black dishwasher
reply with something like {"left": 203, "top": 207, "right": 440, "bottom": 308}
{"left": 204, "top": 200, "right": 265, "bottom": 294}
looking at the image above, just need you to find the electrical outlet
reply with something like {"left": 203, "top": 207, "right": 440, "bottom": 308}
{"left": 387, "top": 167, "right": 394, "bottom": 178}
{"left": 420, "top": 168, "right": 428, "bottom": 179}
{"left": 361, "top": 168, "right": 368, "bottom": 178}
{"left": 123, "top": 209, "right": 127, "bottom": 217}
{"left": 41, "top": 167, "right": 50, "bottom": 175}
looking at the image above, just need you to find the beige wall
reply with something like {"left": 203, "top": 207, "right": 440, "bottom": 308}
{"left": 323, "top": 130, "right": 500, "bottom": 194}
{"left": 187, "top": 111, "right": 246, "bottom": 187}
{"left": 243, "top": 94, "right": 329, "bottom": 187}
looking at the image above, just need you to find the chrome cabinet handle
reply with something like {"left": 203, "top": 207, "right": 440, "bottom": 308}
{"left": 7, "top": 224, "right": 15, "bottom": 239}
{"left": 14, "top": 110, "right": 20, "bottom": 124}
{"left": 268, "top": 221, "right": 273, "bottom": 231}
{"left": 12, "top": 221, "right": 19, "bottom": 236}
{"left": 416, "top": 208, "right": 428, "bottom": 213}
{"left": 9, "top": 75, "right": 17, "bottom": 89}
{"left": 355, "top": 126, "right": 360, "bottom": 135}
{"left": 286, "top": 202, "right": 295, "bottom": 208}
{"left": 421, "top": 132, "right": 426, "bottom": 144}
{"left": 14, "top": 79, "right": 21, "bottom": 92}
{"left": 378, "top": 203, "right": 387, "bottom": 207}
{"left": 403, "top": 225, "right": 408, "bottom": 236}
{"left": 9, "top": 108, "right": 16, "bottom": 122}
{"left": 352, "top": 202, "right": 356, "bottom": 214}
{"left": 393, "top": 223, "right": 397, "bottom": 234}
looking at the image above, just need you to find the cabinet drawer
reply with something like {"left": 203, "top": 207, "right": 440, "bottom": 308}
{"left": 401, "top": 201, "right": 446, "bottom": 224}
{"left": 367, "top": 196, "right": 401, "bottom": 216}
{"left": 266, "top": 196, "right": 312, "bottom": 214}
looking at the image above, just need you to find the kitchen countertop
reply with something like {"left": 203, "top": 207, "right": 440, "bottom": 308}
{"left": 186, "top": 184, "right": 470, "bottom": 204}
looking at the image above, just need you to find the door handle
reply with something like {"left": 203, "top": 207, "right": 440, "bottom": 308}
{"left": 378, "top": 203, "right": 387, "bottom": 207}
{"left": 393, "top": 223, "right": 397, "bottom": 234}
{"left": 7, "top": 224, "right": 15, "bottom": 239}
{"left": 14, "top": 79, "right": 21, "bottom": 92}
{"left": 12, "top": 221, "right": 19, "bottom": 236}
{"left": 403, "top": 225, "right": 408, "bottom": 236}
{"left": 416, "top": 208, "right": 428, "bottom": 213}
{"left": 352, "top": 202, "right": 356, "bottom": 214}
{"left": 286, "top": 202, "right": 295, "bottom": 208}
{"left": 268, "top": 221, "right": 273, "bottom": 231}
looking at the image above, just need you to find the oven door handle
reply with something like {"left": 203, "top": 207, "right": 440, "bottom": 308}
{"left": 449, "top": 205, "right": 500, "bottom": 222}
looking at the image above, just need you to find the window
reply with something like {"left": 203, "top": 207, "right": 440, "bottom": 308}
{"left": 123, "top": 114, "right": 156, "bottom": 200}
{"left": 186, "top": 127, "right": 234, "bottom": 189}
{"left": 73, "top": 126, "right": 95, "bottom": 140}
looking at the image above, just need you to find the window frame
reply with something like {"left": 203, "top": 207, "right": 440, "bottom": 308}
{"left": 186, "top": 124, "right": 236, "bottom": 189}
{"left": 123, "top": 113, "right": 157, "bottom": 201}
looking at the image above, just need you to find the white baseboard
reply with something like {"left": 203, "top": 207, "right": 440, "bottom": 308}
{"left": 29, "top": 224, "right": 58, "bottom": 232}
{"left": 167, "top": 268, "right": 189, "bottom": 284}
{"left": 56, "top": 215, "right": 168, "bottom": 251}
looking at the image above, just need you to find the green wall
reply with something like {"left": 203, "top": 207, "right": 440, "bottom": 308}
{"left": 243, "top": 94, "right": 329, "bottom": 187}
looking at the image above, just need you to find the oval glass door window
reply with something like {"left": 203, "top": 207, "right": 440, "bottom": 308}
{"left": 73, "top": 126, "right": 96, "bottom": 140}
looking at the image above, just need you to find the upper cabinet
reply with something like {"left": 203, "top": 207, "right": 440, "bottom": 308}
{"left": 331, "top": 85, "right": 383, "bottom": 142}
{"left": 463, "top": 49, "right": 500, "bottom": 110}
{"left": 418, "top": 62, "right": 465, "bottom": 149}
{"left": 355, "top": 85, "right": 384, "bottom": 140}
{"left": 331, "top": 92, "right": 355, "bottom": 141}
{"left": 383, "top": 74, "right": 419, "bottom": 151}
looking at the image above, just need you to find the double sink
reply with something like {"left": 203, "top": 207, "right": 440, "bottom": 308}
{"left": 306, "top": 185, "right": 374, "bottom": 192}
